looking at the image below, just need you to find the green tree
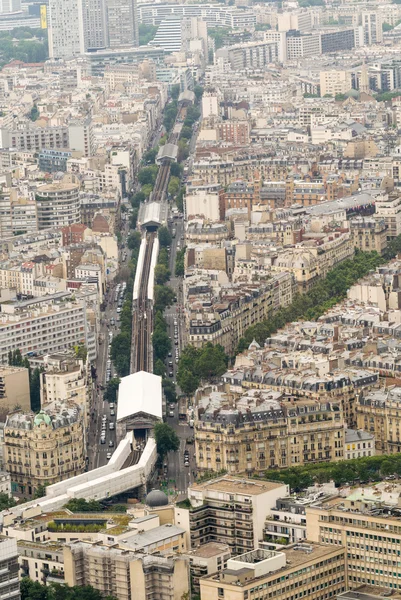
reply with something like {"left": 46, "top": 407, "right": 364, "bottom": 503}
{"left": 152, "top": 328, "right": 171, "bottom": 361}
{"left": 154, "top": 285, "right": 175, "bottom": 313}
{"left": 154, "top": 263, "right": 171, "bottom": 285}
{"left": 34, "top": 484, "right": 48, "bottom": 499}
{"left": 154, "top": 422, "right": 180, "bottom": 460}
{"left": 170, "top": 162, "right": 183, "bottom": 178}
{"left": 154, "top": 358, "right": 166, "bottom": 377}
{"left": 175, "top": 248, "right": 185, "bottom": 277}
{"left": 0, "top": 492, "right": 15, "bottom": 510}
{"left": 180, "top": 126, "right": 192, "bottom": 140}
{"left": 74, "top": 344, "right": 87, "bottom": 361}
{"left": 111, "top": 332, "right": 131, "bottom": 377}
{"left": 141, "top": 183, "right": 153, "bottom": 198}
{"left": 127, "top": 231, "right": 142, "bottom": 251}
{"left": 130, "top": 191, "right": 145, "bottom": 208}
{"left": 163, "top": 378, "right": 177, "bottom": 403}
{"left": 194, "top": 85, "right": 204, "bottom": 101}
{"left": 20, "top": 578, "right": 49, "bottom": 600}
{"left": 30, "top": 366, "right": 41, "bottom": 412}
{"left": 138, "top": 23, "right": 158, "bottom": 45}
{"left": 168, "top": 176, "right": 180, "bottom": 196}
{"left": 28, "top": 104, "right": 39, "bottom": 121}
{"left": 177, "top": 139, "right": 189, "bottom": 162}
{"left": 158, "top": 225, "right": 172, "bottom": 247}
{"left": 143, "top": 147, "right": 158, "bottom": 164}
{"left": 138, "top": 165, "right": 158, "bottom": 186}
{"left": 177, "top": 369, "right": 199, "bottom": 396}
{"left": 104, "top": 378, "right": 120, "bottom": 403}
{"left": 196, "top": 343, "right": 228, "bottom": 379}
{"left": 170, "top": 84, "right": 181, "bottom": 100}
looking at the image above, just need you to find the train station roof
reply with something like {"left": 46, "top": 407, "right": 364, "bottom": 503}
{"left": 117, "top": 371, "right": 162, "bottom": 422}
{"left": 139, "top": 201, "right": 168, "bottom": 228}
{"left": 156, "top": 143, "right": 178, "bottom": 164}
{"left": 178, "top": 90, "right": 195, "bottom": 104}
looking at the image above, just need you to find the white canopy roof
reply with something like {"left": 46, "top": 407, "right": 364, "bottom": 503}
{"left": 117, "top": 371, "right": 162, "bottom": 422}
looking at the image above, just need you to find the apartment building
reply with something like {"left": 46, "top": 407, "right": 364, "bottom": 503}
{"left": 184, "top": 543, "right": 231, "bottom": 596}
{"left": 200, "top": 545, "right": 346, "bottom": 600}
{"left": 344, "top": 429, "right": 376, "bottom": 460}
{"left": 19, "top": 541, "right": 65, "bottom": 585}
{"left": 306, "top": 485, "right": 401, "bottom": 589}
{"left": 375, "top": 193, "right": 401, "bottom": 238}
{"left": 194, "top": 389, "right": 345, "bottom": 475}
{"left": 0, "top": 536, "right": 20, "bottom": 600}
{"left": 174, "top": 476, "right": 288, "bottom": 556}
{"left": 356, "top": 388, "right": 401, "bottom": 454}
{"left": 320, "top": 70, "right": 352, "bottom": 98}
{"left": 4, "top": 400, "right": 85, "bottom": 496}
{"left": 39, "top": 149, "right": 72, "bottom": 173}
{"left": 64, "top": 541, "right": 189, "bottom": 600}
{"left": 216, "top": 40, "right": 278, "bottom": 71}
{"left": 35, "top": 181, "right": 81, "bottom": 231}
{"left": 186, "top": 271, "right": 295, "bottom": 354}
{"left": 0, "top": 365, "right": 30, "bottom": 414}
{"left": 286, "top": 32, "right": 321, "bottom": 60}
{"left": 0, "top": 293, "right": 95, "bottom": 363}
{"left": 3, "top": 124, "right": 69, "bottom": 152}
{"left": 349, "top": 216, "right": 388, "bottom": 253}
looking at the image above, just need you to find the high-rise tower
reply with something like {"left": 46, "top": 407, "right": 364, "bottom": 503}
{"left": 106, "top": 0, "right": 139, "bottom": 48}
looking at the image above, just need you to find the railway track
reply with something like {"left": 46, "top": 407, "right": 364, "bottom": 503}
{"left": 135, "top": 232, "right": 155, "bottom": 373}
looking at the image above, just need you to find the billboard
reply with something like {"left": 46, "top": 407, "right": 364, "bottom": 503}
{"left": 40, "top": 5, "right": 47, "bottom": 29}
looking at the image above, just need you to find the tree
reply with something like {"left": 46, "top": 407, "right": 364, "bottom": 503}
{"left": 28, "top": 104, "right": 39, "bottom": 121}
{"left": 74, "top": 344, "right": 87, "bottom": 361}
{"left": 20, "top": 578, "right": 49, "bottom": 600}
{"left": 143, "top": 147, "right": 158, "bottom": 164}
{"left": 130, "top": 191, "right": 145, "bottom": 208}
{"left": 34, "top": 484, "right": 48, "bottom": 499}
{"left": 152, "top": 328, "right": 171, "bottom": 361}
{"left": 138, "top": 165, "right": 158, "bottom": 186}
{"left": 168, "top": 176, "right": 180, "bottom": 197}
{"left": 170, "top": 84, "right": 180, "bottom": 100}
{"left": 194, "top": 85, "right": 204, "bottom": 101}
{"left": 30, "top": 367, "right": 41, "bottom": 412}
{"left": 127, "top": 231, "right": 141, "bottom": 251}
{"left": 196, "top": 343, "right": 228, "bottom": 379}
{"left": 158, "top": 226, "right": 172, "bottom": 248}
{"left": 141, "top": 183, "right": 153, "bottom": 198}
{"left": 154, "top": 359, "right": 166, "bottom": 377}
{"left": 139, "top": 23, "right": 157, "bottom": 45}
{"left": 154, "top": 422, "right": 180, "bottom": 460}
{"left": 180, "top": 126, "right": 192, "bottom": 140}
{"left": 111, "top": 333, "right": 131, "bottom": 377}
{"left": 175, "top": 248, "right": 185, "bottom": 277}
{"left": 104, "top": 378, "right": 120, "bottom": 403}
{"left": 176, "top": 188, "right": 184, "bottom": 212}
{"left": 0, "top": 492, "right": 15, "bottom": 510}
{"left": 170, "top": 162, "right": 182, "bottom": 178}
{"left": 177, "top": 139, "right": 189, "bottom": 162}
{"left": 154, "top": 285, "right": 175, "bottom": 313}
{"left": 154, "top": 264, "right": 171, "bottom": 285}
{"left": 177, "top": 369, "right": 199, "bottom": 396}
{"left": 163, "top": 378, "right": 177, "bottom": 403}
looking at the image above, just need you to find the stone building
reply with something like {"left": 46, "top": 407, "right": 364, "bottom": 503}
{"left": 4, "top": 401, "right": 85, "bottom": 497}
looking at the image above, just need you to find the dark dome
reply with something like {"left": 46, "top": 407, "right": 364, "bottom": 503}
{"left": 145, "top": 489, "right": 169, "bottom": 507}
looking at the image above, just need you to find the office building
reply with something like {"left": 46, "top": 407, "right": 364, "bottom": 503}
{"left": 286, "top": 32, "right": 321, "bottom": 60}
{"left": 4, "top": 401, "right": 85, "bottom": 496}
{"left": 362, "top": 11, "right": 383, "bottom": 45}
{"left": 320, "top": 70, "right": 352, "bottom": 97}
{"left": 82, "top": 0, "right": 108, "bottom": 50}
{"left": 48, "top": 0, "right": 85, "bottom": 60}
{"left": 306, "top": 485, "right": 401, "bottom": 588}
{"left": 0, "top": 366, "right": 31, "bottom": 414}
{"left": 174, "top": 476, "right": 288, "bottom": 555}
{"left": 35, "top": 180, "right": 81, "bottom": 230}
{"left": 0, "top": 293, "right": 95, "bottom": 364}
{"left": 64, "top": 541, "right": 190, "bottom": 600}
{"left": 0, "top": 536, "right": 20, "bottom": 600}
{"left": 0, "top": 0, "right": 21, "bottom": 12}
{"left": 39, "top": 149, "right": 72, "bottom": 173}
{"left": 200, "top": 545, "right": 346, "bottom": 600}
{"left": 151, "top": 17, "right": 183, "bottom": 53}
{"left": 106, "top": 0, "right": 139, "bottom": 48}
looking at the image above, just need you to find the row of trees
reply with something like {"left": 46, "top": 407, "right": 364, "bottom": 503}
{"left": 0, "top": 29, "right": 48, "bottom": 67}
{"left": 177, "top": 343, "right": 229, "bottom": 396}
{"left": 263, "top": 453, "right": 401, "bottom": 492}
{"left": 237, "top": 249, "right": 384, "bottom": 352}
{"left": 175, "top": 247, "right": 185, "bottom": 277}
{"left": 21, "top": 579, "right": 117, "bottom": 600}
{"left": 8, "top": 349, "right": 41, "bottom": 412}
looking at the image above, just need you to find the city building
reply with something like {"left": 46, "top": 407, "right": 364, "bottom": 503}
{"left": 320, "top": 70, "right": 352, "bottom": 98}
{"left": 35, "top": 180, "right": 81, "bottom": 230}
{"left": 200, "top": 545, "right": 346, "bottom": 600}
{"left": 194, "top": 389, "right": 345, "bottom": 475}
{"left": 0, "top": 366, "right": 30, "bottom": 414}
{"left": 4, "top": 401, "right": 85, "bottom": 496}
{"left": 374, "top": 193, "right": 401, "bottom": 238}
{"left": 306, "top": 484, "right": 401, "bottom": 588}
{"left": 0, "top": 536, "right": 20, "bottom": 600}
{"left": 151, "top": 17, "right": 184, "bottom": 53}
{"left": 174, "top": 476, "right": 289, "bottom": 555}
{"left": 184, "top": 543, "right": 231, "bottom": 596}
{"left": 82, "top": 0, "right": 108, "bottom": 51}
{"left": 344, "top": 429, "right": 376, "bottom": 460}
{"left": 2, "top": 124, "right": 69, "bottom": 153}
{"left": 64, "top": 541, "right": 190, "bottom": 600}
{"left": 106, "top": 0, "right": 139, "bottom": 48}
{"left": 349, "top": 216, "right": 388, "bottom": 253}
{"left": 39, "top": 149, "right": 72, "bottom": 173}
{"left": 48, "top": 0, "right": 85, "bottom": 59}
{"left": 68, "top": 118, "right": 94, "bottom": 158}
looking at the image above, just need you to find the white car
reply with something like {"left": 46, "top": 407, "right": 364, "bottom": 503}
{"left": 106, "top": 452, "right": 112, "bottom": 460}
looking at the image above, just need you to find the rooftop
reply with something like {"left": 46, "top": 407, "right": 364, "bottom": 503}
{"left": 190, "top": 475, "right": 286, "bottom": 496}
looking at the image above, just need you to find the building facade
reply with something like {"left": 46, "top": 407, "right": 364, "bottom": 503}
{"left": 4, "top": 401, "right": 85, "bottom": 497}
{"left": 35, "top": 181, "right": 81, "bottom": 230}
